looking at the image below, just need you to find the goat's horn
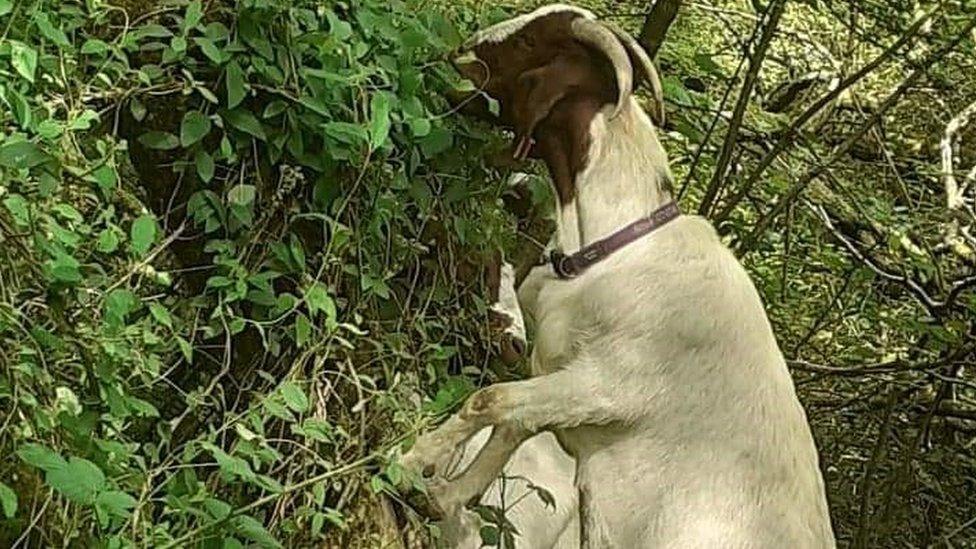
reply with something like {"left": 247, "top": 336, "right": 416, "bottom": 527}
{"left": 570, "top": 18, "right": 632, "bottom": 119}
{"left": 604, "top": 22, "right": 666, "bottom": 126}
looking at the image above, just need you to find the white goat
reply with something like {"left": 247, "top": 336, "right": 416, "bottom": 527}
{"left": 405, "top": 4, "right": 835, "bottom": 548}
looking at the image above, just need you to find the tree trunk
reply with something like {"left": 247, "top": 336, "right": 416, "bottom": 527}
{"left": 639, "top": 0, "right": 682, "bottom": 58}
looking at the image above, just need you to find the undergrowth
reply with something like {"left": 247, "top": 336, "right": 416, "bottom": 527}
{"left": 0, "top": 0, "right": 526, "bottom": 546}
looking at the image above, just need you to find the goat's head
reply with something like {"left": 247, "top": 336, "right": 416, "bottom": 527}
{"left": 451, "top": 4, "right": 665, "bottom": 162}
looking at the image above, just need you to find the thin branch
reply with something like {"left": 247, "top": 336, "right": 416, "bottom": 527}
{"left": 735, "top": 15, "right": 976, "bottom": 254}
{"left": 941, "top": 99, "right": 976, "bottom": 210}
{"left": 852, "top": 388, "right": 898, "bottom": 549}
{"left": 697, "top": 0, "right": 787, "bottom": 216}
{"left": 714, "top": 6, "right": 941, "bottom": 222}
{"left": 807, "top": 203, "right": 942, "bottom": 314}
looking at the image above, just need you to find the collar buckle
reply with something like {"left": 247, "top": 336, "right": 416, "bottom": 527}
{"left": 550, "top": 251, "right": 576, "bottom": 279}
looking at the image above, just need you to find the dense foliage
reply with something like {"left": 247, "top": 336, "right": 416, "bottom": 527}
{"left": 0, "top": 0, "right": 974, "bottom": 547}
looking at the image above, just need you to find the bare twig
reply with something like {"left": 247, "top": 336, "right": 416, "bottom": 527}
{"left": 941, "top": 99, "right": 976, "bottom": 210}
{"left": 697, "top": 0, "right": 787, "bottom": 216}
{"left": 735, "top": 16, "right": 976, "bottom": 254}
{"left": 715, "top": 7, "right": 942, "bottom": 222}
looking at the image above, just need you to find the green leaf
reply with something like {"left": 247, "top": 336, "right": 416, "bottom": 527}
{"left": 138, "top": 131, "right": 180, "bottom": 150}
{"left": 9, "top": 41, "right": 38, "bottom": 83}
{"left": 34, "top": 12, "right": 71, "bottom": 48}
{"left": 0, "top": 483, "right": 16, "bottom": 519}
{"left": 0, "top": 0, "right": 12, "bottom": 16}
{"left": 49, "top": 252, "right": 82, "bottom": 283}
{"left": 184, "top": 0, "right": 204, "bottom": 30}
{"left": 280, "top": 382, "right": 309, "bottom": 413}
{"left": 97, "top": 229, "right": 120, "bottom": 253}
{"left": 0, "top": 141, "right": 48, "bottom": 169}
{"left": 80, "top": 39, "right": 109, "bottom": 55}
{"left": 4, "top": 87, "right": 31, "bottom": 127}
{"left": 479, "top": 525, "right": 500, "bottom": 546}
{"left": 148, "top": 302, "right": 173, "bottom": 328}
{"left": 204, "top": 498, "right": 232, "bottom": 520}
{"left": 304, "top": 283, "right": 335, "bottom": 320}
{"left": 194, "top": 37, "right": 225, "bottom": 64}
{"left": 177, "top": 336, "right": 194, "bottom": 364}
{"left": 17, "top": 444, "right": 66, "bottom": 472}
{"left": 226, "top": 60, "right": 247, "bottom": 109}
{"left": 180, "top": 111, "right": 212, "bottom": 147}
{"left": 130, "top": 214, "right": 157, "bottom": 255}
{"left": 295, "top": 313, "right": 311, "bottom": 347}
{"left": 419, "top": 127, "right": 452, "bottom": 156}
{"left": 693, "top": 52, "right": 724, "bottom": 76}
{"left": 407, "top": 117, "right": 431, "bottom": 137}
{"left": 3, "top": 194, "right": 30, "bottom": 225}
{"left": 204, "top": 444, "right": 255, "bottom": 481}
{"left": 233, "top": 514, "right": 282, "bottom": 548}
{"left": 46, "top": 457, "right": 106, "bottom": 504}
{"left": 263, "top": 100, "right": 288, "bottom": 119}
{"left": 369, "top": 92, "right": 392, "bottom": 149}
{"left": 95, "top": 490, "right": 137, "bottom": 518}
{"left": 223, "top": 110, "right": 266, "bottom": 140}
{"left": 130, "top": 98, "right": 147, "bottom": 122}
{"left": 322, "top": 122, "right": 367, "bottom": 146}
{"left": 228, "top": 184, "right": 256, "bottom": 206}
{"left": 661, "top": 76, "right": 692, "bottom": 105}
{"left": 91, "top": 164, "right": 118, "bottom": 192}
{"left": 105, "top": 289, "right": 138, "bottom": 327}
{"left": 171, "top": 35, "right": 187, "bottom": 53}
{"left": 68, "top": 110, "right": 99, "bottom": 132}
{"left": 195, "top": 149, "right": 215, "bottom": 182}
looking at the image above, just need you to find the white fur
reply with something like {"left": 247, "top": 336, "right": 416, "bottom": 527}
{"left": 489, "top": 263, "right": 527, "bottom": 344}
{"left": 464, "top": 4, "right": 595, "bottom": 47}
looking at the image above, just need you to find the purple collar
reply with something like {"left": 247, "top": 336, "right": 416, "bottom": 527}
{"left": 547, "top": 201, "right": 681, "bottom": 279}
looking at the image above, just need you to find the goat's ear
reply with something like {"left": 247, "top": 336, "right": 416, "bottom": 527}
{"left": 510, "top": 56, "right": 586, "bottom": 142}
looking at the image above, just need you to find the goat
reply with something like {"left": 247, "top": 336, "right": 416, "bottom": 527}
{"left": 404, "top": 4, "right": 835, "bottom": 547}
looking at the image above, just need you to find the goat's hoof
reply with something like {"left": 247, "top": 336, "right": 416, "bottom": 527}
{"left": 403, "top": 477, "right": 458, "bottom": 521}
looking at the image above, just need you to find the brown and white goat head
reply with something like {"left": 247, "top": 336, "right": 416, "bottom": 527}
{"left": 451, "top": 5, "right": 665, "bottom": 198}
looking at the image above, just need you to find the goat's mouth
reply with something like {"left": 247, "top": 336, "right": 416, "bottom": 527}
{"left": 447, "top": 54, "right": 537, "bottom": 161}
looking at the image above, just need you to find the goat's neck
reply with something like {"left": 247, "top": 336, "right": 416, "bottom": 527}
{"left": 552, "top": 98, "right": 674, "bottom": 253}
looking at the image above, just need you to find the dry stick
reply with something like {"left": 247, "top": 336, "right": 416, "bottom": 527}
{"left": 807, "top": 203, "right": 943, "bottom": 315}
{"left": 735, "top": 15, "right": 976, "bottom": 255}
{"left": 713, "top": 7, "right": 940, "bottom": 224}
{"left": 852, "top": 388, "right": 898, "bottom": 549}
{"left": 678, "top": 33, "right": 752, "bottom": 200}
{"left": 874, "top": 363, "right": 964, "bottom": 541}
{"left": 697, "top": 0, "right": 786, "bottom": 217}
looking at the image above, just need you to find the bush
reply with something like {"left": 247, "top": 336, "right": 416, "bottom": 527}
{"left": 0, "top": 0, "right": 518, "bottom": 546}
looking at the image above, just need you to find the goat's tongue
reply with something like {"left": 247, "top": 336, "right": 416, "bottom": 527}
{"left": 512, "top": 135, "right": 535, "bottom": 161}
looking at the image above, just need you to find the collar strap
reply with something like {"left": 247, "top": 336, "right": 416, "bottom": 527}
{"left": 548, "top": 201, "right": 681, "bottom": 279}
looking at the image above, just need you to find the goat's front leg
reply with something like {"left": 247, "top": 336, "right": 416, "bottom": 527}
{"left": 487, "top": 257, "right": 528, "bottom": 364}
{"left": 403, "top": 361, "right": 613, "bottom": 515}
